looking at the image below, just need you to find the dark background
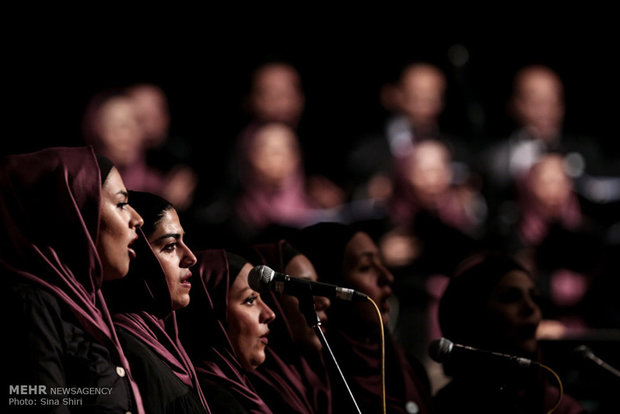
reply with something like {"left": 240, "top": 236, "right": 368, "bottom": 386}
{"left": 4, "top": 21, "right": 618, "bottom": 169}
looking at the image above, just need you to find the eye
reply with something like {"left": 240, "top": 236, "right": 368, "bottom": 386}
{"left": 117, "top": 202, "right": 129, "bottom": 209}
{"left": 357, "top": 264, "right": 372, "bottom": 272}
{"left": 162, "top": 243, "right": 177, "bottom": 252}
{"left": 497, "top": 288, "right": 522, "bottom": 303}
{"left": 243, "top": 294, "right": 258, "bottom": 305}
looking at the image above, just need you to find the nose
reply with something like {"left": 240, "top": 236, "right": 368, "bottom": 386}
{"left": 260, "top": 301, "right": 276, "bottom": 324}
{"left": 522, "top": 294, "right": 541, "bottom": 318}
{"left": 181, "top": 243, "right": 197, "bottom": 268}
{"left": 377, "top": 263, "right": 394, "bottom": 286}
{"left": 129, "top": 206, "right": 144, "bottom": 229}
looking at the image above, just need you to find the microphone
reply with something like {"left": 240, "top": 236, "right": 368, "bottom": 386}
{"left": 429, "top": 337, "right": 535, "bottom": 368}
{"left": 574, "top": 345, "right": 620, "bottom": 378}
{"left": 248, "top": 265, "right": 369, "bottom": 302}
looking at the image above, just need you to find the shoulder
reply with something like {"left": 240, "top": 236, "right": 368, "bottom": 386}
{"left": 116, "top": 327, "right": 201, "bottom": 407}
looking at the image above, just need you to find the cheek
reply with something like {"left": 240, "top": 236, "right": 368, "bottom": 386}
{"left": 227, "top": 308, "right": 254, "bottom": 353}
{"left": 160, "top": 259, "right": 178, "bottom": 290}
{"left": 100, "top": 210, "right": 126, "bottom": 243}
{"left": 350, "top": 274, "right": 381, "bottom": 299}
{"left": 488, "top": 305, "right": 520, "bottom": 330}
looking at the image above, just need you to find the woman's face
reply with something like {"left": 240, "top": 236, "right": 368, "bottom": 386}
{"left": 343, "top": 232, "right": 394, "bottom": 324}
{"left": 96, "top": 97, "right": 143, "bottom": 166}
{"left": 227, "top": 263, "right": 276, "bottom": 371}
{"left": 147, "top": 209, "right": 197, "bottom": 310}
{"left": 486, "top": 270, "right": 542, "bottom": 354}
{"left": 407, "top": 141, "right": 452, "bottom": 205}
{"left": 281, "top": 254, "right": 330, "bottom": 351}
{"left": 249, "top": 124, "right": 300, "bottom": 188}
{"left": 97, "top": 168, "right": 144, "bottom": 280}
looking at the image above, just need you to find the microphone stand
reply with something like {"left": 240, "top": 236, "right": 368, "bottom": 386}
{"left": 297, "top": 290, "right": 363, "bottom": 414}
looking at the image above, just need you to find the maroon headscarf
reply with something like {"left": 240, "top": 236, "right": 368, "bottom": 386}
{"left": 248, "top": 240, "right": 333, "bottom": 414}
{"left": 0, "top": 146, "right": 145, "bottom": 413}
{"left": 103, "top": 226, "right": 210, "bottom": 412}
{"left": 177, "top": 249, "right": 273, "bottom": 414}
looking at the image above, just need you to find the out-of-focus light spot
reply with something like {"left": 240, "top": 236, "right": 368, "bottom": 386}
{"left": 564, "top": 152, "right": 585, "bottom": 178}
{"left": 448, "top": 44, "right": 469, "bottom": 67}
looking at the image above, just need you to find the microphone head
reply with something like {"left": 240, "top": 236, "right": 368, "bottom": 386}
{"left": 248, "top": 265, "right": 275, "bottom": 292}
{"left": 429, "top": 337, "right": 454, "bottom": 363}
{"left": 573, "top": 345, "right": 594, "bottom": 359}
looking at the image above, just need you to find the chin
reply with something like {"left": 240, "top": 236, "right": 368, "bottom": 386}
{"left": 521, "top": 338, "right": 539, "bottom": 354}
{"left": 103, "top": 266, "right": 129, "bottom": 281}
{"left": 247, "top": 356, "right": 265, "bottom": 371}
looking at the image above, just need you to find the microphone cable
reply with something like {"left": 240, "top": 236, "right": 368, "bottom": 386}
{"left": 538, "top": 362, "right": 563, "bottom": 414}
{"left": 367, "top": 296, "right": 386, "bottom": 414}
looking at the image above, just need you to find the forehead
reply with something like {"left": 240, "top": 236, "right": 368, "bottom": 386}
{"left": 151, "top": 209, "right": 181, "bottom": 234}
{"left": 345, "top": 232, "right": 377, "bottom": 258}
{"left": 284, "top": 254, "right": 318, "bottom": 281}
{"left": 101, "top": 168, "right": 125, "bottom": 195}
{"left": 229, "top": 263, "right": 253, "bottom": 296}
{"left": 256, "top": 65, "right": 299, "bottom": 87}
{"left": 402, "top": 66, "right": 445, "bottom": 90}
{"left": 254, "top": 125, "right": 295, "bottom": 147}
{"left": 494, "top": 270, "right": 535, "bottom": 290}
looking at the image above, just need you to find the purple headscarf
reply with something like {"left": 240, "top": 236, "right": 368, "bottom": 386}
{"left": 177, "top": 249, "right": 273, "bottom": 414}
{"left": 248, "top": 240, "right": 333, "bottom": 414}
{"left": 0, "top": 146, "right": 145, "bottom": 413}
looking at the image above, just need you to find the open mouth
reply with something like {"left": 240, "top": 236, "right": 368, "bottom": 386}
{"left": 128, "top": 236, "right": 138, "bottom": 260}
{"left": 181, "top": 272, "right": 192, "bottom": 289}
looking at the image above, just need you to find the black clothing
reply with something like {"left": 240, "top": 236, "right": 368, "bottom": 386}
{"left": 116, "top": 328, "right": 206, "bottom": 414}
{"left": 6, "top": 282, "right": 135, "bottom": 413}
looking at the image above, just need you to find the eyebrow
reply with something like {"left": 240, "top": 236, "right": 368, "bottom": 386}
{"left": 234, "top": 286, "right": 253, "bottom": 297}
{"left": 153, "top": 233, "right": 181, "bottom": 242}
{"left": 117, "top": 190, "right": 129, "bottom": 199}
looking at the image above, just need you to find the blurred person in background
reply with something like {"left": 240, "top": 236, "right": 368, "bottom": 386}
{"left": 434, "top": 253, "right": 587, "bottom": 413}
{"left": 82, "top": 88, "right": 165, "bottom": 195}
{"left": 127, "top": 83, "right": 199, "bottom": 212}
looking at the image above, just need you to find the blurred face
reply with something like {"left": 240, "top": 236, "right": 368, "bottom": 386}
{"left": 97, "top": 168, "right": 144, "bottom": 280}
{"left": 96, "top": 97, "right": 143, "bottom": 166}
{"left": 399, "top": 65, "right": 445, "bottom": 127}
{"left": 513, "top": 68, "right": 564, "bottom": 140}
{"left": 251, "top": 64, "right": 305, "bottom": 126}
{"left": 486, "top": 270, "right": 542, "bottom": 354}
{"left": 529, "top": 155, "right": 572, "bottom": 216}
{"left": 249, "top": 124, "right": 300, "bottom": 188}
{"left": 228, "top": 263, "right": 276, "bottom": 371}
{"left": 343, "top": 232, "right": 394, "bottom": 324}
{"left": 129, "top": 86, "right": 170, "bottom": 147}
{"left": 407, "top": 141, "right": 452, "bottom": 205}
{"left": 147, "top": 209, "right": 197, "bottom": 310}
{"left": 282, "top": 254, "right": 331, "bottom": 351}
